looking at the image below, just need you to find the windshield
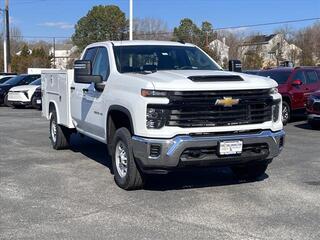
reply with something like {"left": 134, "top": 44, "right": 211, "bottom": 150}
{"left": 113, "top": 45, "right": 221, "bottom": 73}
{"left": 30, "top": 78, "right": 41, "bottom": 85}
{"left": 0, "top": 76, "right": 14, "bottom": 84}
{"left": 259, "top": 71, "right": 291, "bottom": 84}
{"left": 2, "top": 75, "right": 25, "bottom": 85}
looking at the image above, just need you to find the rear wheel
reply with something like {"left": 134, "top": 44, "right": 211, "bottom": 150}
{"left": 282, "top": 101, "right": 290, "bottom": 125}
{"left": 49, "top": 109, "right": 70, "bottom": 149}
{"left": 232, "top": 162, "right": 268, "bottom": 180}
{"left": 111, "top": 127, "right": 144, "bottom": 190}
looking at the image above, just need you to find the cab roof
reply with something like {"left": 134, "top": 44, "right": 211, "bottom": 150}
{"left": 88, "top": 40, "right": 195, "bottom": 48}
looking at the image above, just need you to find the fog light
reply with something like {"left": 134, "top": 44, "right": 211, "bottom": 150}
{"left": 150, "top": 144, "right": 161, "bottom": 158}
{"left": 279, "top": 136, "right": 285, "bottom": 148}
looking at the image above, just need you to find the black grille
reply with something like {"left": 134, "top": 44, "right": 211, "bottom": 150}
{"left": 180, "top": 143, "right": 269, "bottom": 162}
{"left": 148, "top": 89, "right": 273, "bottom": 128}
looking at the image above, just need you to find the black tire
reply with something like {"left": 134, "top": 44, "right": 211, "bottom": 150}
{"left": 282, "top": 101, "right": 290, "bottom": 125}
{"left": 31, "top": 95, "right": 41, "bottom": 109}
{"left": 49, "top": 109, "right": 70, "bottom": 150}
{"left": 3, "top": 93, "right": 9, "bottom": 107}
{"left": 232, "top": 162, "right": 268, "bottom": 180}
{"left": 111, "top": 127, "right": 144, "bottom": 190}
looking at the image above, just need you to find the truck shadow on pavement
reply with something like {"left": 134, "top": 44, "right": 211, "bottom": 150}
{"left": 69, "top": 134, "right": 113, "bottom": 173}
{"left": 68, "top": 133, "right": 268, "bottom": 191}
{"left": 144, "top": 171, "right": 268, "bottom": 191}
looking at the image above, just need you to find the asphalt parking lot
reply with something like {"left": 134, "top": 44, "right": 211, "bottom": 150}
{"left": 0, "top": 107, "right": 320, "bottom": 240}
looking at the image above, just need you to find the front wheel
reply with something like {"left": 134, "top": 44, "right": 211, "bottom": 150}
{"left": 282, "top": 102, "right": 290, "bottom": 125}
{"left": 31, "top": 95, "right": 40, "bottom": 109}
{"left": 50, "top": 110, "right": 70, "bottom": 150}
{"left": 232, "top": 162, "right": 269, "bottom": 180}
{"left": 3, "top": 94, "right": 10, "bottom": 107}
{"left": 111, "top": 127, "right": 144, "bottom": 190}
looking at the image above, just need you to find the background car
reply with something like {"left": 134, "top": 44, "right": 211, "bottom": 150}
{"left": 7, "top": 78, "right": 41, "bottom": 108}
{"left": 306, "top": 91, "right": 320, "bottom": 129}
{"left": 31, "top": 87, "right": 42, "bottom": 109}
{"left": 243, "top": 70, "right": 260, "bottom": 75}
{"left": 259, "top": 67, "right": 320, "bottom": 125}
{"left": 0, "top": 75, "right": 17, "bottom": 84}
{"left": 0, "top": 74, "right": 40, "bottom": 106}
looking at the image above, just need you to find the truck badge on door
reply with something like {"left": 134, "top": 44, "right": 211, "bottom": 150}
{"left": 215, "top": 97, "right": 240, "bottom": 107}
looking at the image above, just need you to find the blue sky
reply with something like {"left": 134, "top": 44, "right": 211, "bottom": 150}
{"left": 3, "top": 0, "right": 320, "bottom": 40}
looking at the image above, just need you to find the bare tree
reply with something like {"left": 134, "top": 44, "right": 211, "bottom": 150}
{"left": 218, "top": 30, "right": 246, "bottom": 60}
{"left": 133, "top": 17, "right": 172, "bottom": 40}
{"left": 291, "top": 21, "right": 320, "bottom": 65}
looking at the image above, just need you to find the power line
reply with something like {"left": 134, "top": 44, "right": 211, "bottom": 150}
{"left": 215, "top": 17, "right": 320, "bottom": 30}
{"left": 6, "top": 17, "right": 320, "bottom": 39}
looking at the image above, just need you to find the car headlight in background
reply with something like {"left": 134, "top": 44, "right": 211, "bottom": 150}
{"left": 310, "top": 95, "right": 320, "bottom": 101}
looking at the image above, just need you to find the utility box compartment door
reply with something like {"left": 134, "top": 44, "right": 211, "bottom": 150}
{"left": 42, "top": 70, "right": 74, "bottom": 128}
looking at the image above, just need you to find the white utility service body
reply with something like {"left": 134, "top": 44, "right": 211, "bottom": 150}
{"left": 42, "top": 70, "right": 73, "bottom": 128}
{"left": 42, "top": 40, "right": 285, "bottom": 190}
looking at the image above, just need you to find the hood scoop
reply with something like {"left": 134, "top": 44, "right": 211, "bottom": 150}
{"left": 188, "top": 75, "right": 244, "bottom": 82}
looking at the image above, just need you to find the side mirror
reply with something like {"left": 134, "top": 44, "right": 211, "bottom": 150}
{"left": 228, "top": 60, "right": 242, "bottom": 72}
{"left": 292, "top": 79, "right": 303, "bottom": 86}
{"left": 74, "top": 60, "right": 103, "bottom": 84}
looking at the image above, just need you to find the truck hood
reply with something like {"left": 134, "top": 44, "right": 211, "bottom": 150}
{"left": 9, "top": 85, "right": 39, "bottom": 92}
{"left": 125, "top": 70, "right": 277, "bottom": 91}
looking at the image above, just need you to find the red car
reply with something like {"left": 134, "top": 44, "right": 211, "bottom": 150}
{"left": 307, "top": 91, "right": 320, "bottom": 129}
{"left": 259, "top": 67, "right": 320, "bottom": 125}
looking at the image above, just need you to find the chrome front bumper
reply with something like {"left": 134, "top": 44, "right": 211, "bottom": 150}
{"left": 132, "top": 130, "right": 285, "bottom": 169}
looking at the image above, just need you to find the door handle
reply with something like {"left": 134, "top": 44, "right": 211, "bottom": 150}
{"left": 70, "top": 86, "right": 75, "bottom": 91}
{"left": 82, "top": 88, "right": 89, "bottom": 93}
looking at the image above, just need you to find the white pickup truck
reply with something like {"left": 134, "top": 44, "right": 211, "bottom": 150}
{"left": 42, "top": 40, "right": 285, "bottom": 190}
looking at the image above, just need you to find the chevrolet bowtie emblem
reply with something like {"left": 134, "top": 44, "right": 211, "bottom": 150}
{"left": 215, "top": 97, "right": 240, "bottom": 107}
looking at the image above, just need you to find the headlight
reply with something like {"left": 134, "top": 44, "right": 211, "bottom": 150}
{"left": 269, "top": 87, "right": 278, "bottom": 94}
{"left": 146, "top": 107, "right": 168, "bottom": 129}
{"left": 141, "top": 89, "right": 168, "bottom": 97}
{"left": 272, "top": 103, "right": 280, "bottom": 122}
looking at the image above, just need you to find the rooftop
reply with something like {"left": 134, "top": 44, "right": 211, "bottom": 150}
{"left": 88, "top": 40, "right": 195, "bottom": 48}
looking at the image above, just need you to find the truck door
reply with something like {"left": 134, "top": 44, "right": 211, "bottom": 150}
{"left": 70, "top": 47, "right": 98, "bottom": 131}
{"left": 71, "top": 46, "right": 110, "bottom": 139}
{"left": 81, "top": 46, "right": 110, "bottom": 139}
{"left": 289, "top": 69, "right": 306, "bottom": 109}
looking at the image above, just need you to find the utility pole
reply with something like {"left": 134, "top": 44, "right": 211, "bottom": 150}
{"left": 129, "top": 0, "right": 133, "bottom": 40}
{"left": 53, "top": 37, "right": 56, "bottom": 68}
{"left": 3, "top": 0, "right": 11, "bottom": 72}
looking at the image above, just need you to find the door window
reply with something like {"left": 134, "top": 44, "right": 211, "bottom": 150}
{"left": 292, "top": 70, "right": 306, "bottom": 84}
{"left": 92, "top": 47, "right": 110, "bottom": 81}
{"left": 83, "top": 47, "right": 98, "bottom": 62}
{"left": 305, "top": 70, "right": 318, "bottom": 84}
